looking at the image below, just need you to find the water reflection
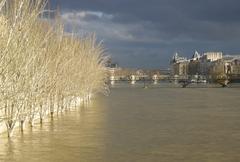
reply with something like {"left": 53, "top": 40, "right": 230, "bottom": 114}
{"left": 0, "top": 83, "right": 240, "bottom": 162}
{"left": 0, "top": 99, "right": 106, "bottom": 162}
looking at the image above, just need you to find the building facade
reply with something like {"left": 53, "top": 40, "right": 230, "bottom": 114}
{"left": 170, "top": 51, "right": 240, "bottom": 82}
{"left": 170, "top": 53, "right": 189, "bottom": 79}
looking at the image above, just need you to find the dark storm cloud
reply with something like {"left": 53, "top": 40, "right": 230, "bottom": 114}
{"left": 51, "top": 0, "right": 240, "bottom": 68}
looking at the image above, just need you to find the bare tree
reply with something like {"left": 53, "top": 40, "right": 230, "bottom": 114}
{"left": 0, "top": 0, "right": 108, "bottom": 137}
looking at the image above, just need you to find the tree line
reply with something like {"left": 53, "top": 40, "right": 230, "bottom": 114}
{"left": 0, "top": 0, "right": 108, "bottom": 137}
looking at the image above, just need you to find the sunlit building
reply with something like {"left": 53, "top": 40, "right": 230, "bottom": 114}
{"left": 170, "top": 53, "right": 189, "bottom": 78}
{"left": 201, "top": 52, "right": 223, "bottom": 62}
{"left": 170, "top": 51, "right": 240, "bottom": 82}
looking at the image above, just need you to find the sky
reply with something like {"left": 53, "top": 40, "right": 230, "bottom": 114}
{"left": 50, "top": 0, "right": 240, "bottom": 69}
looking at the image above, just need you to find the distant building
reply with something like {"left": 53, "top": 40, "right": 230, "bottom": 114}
{"left": 188, "top": 60, "right": 200, "bottom": 76}
{"left": 106, "top": 58, "right": 118, "bottom": 68}
{"left": 170, "top": 53, "right": 189, "bottom": 78}
{"left": 171, "top": 51, "right": 232, "bottom": 78}
{"left": 209, "top": 55, "right": 240, "bottom": 81}
{"left": 231, "top": 58, "right": 240, "bottom": 75}
{"left": 191, "top": 51, "right": 201, "bottom": 61}
{"left": 201, "top": 52, "right": 223, "bottom": 62}
{"left": 171, "top": 61, "right": 189, "bottom": 77}
{"left": 171, "top": 52, "right": 188, "bottom": 63}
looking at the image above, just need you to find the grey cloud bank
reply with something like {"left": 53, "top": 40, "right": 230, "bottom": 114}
{"left": 51, "top": 0, "right": 240, "bottom": 68}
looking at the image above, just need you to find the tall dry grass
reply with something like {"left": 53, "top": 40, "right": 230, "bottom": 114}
{"left": 0, "top": 0, "right": 108, "bottom": 137}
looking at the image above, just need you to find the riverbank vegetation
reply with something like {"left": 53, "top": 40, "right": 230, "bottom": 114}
{"left": 0, "top": 0, "right": 108, "bottom": 137}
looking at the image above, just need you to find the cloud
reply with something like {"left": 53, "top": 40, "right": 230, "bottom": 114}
{"left": 61, "top": 10, "right": 113, "bottom": 22}
{"left": 51, "top": 0, "right": 240, "bottom": 68}
{"left": 61, "top": 10, "right": 165, "bottom": 44}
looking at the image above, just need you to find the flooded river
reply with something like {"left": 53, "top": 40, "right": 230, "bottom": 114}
{"left": 1, "top": 83, "right": 240, "bottom": 162}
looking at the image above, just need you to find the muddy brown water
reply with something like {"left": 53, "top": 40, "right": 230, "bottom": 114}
{"left": 1, "top": 83, "right": 240, "bottom": 162}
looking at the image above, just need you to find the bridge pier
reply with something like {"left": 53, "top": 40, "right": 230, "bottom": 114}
{"left": 179, "top": 80, "right": 191, "bottom": 88}
{"left": 217, "top": 79, "right": 230, "bottom": 87}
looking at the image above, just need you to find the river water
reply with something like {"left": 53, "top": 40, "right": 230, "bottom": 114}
{"left": 0, "top": 83, "right": 240, "bottom": 162}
